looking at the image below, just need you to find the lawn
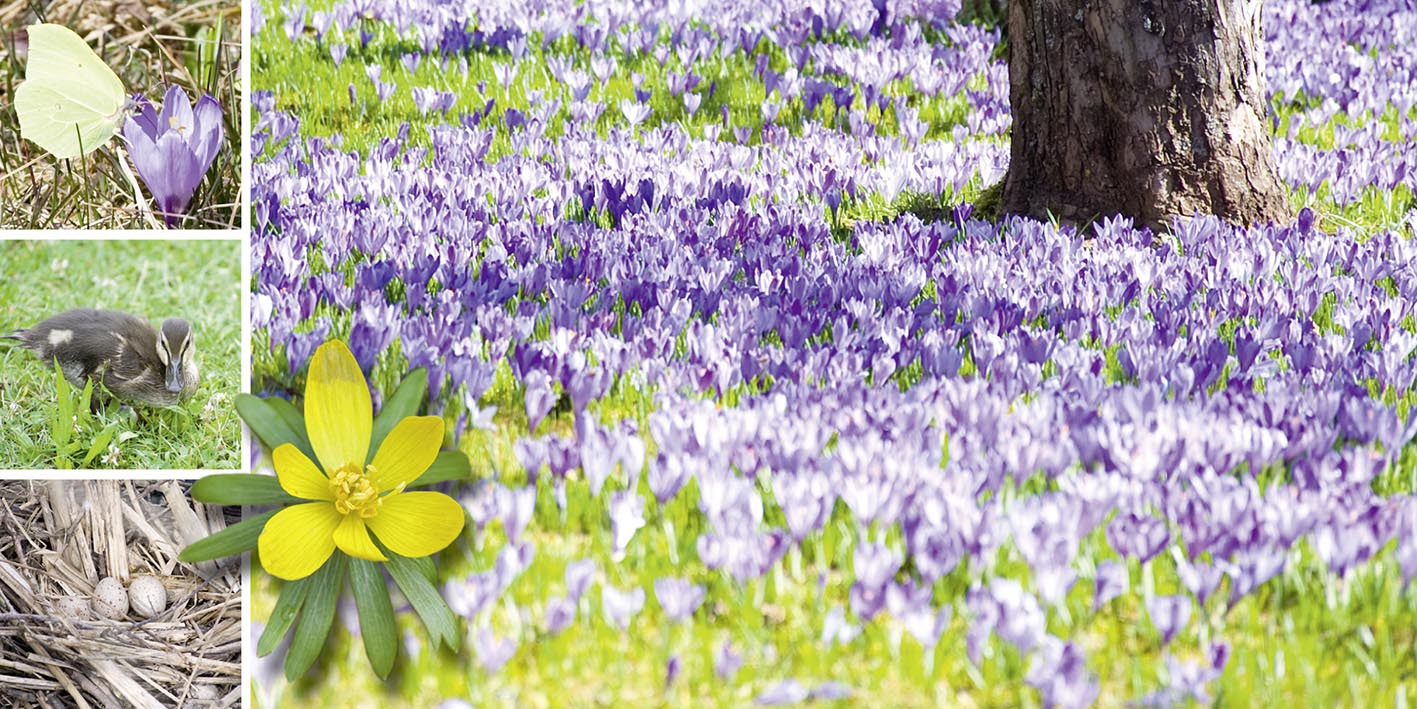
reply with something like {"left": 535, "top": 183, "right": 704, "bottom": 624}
{"left": 0, "top": 239, "right": 242, "bottom": 469}
{"left": 0, "top": 2, "right": 243, "bottom": 229}
{"left": 248, "top": 0, "right": 1417, "bottom": 706}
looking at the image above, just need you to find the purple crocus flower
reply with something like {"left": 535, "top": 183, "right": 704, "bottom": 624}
{"left": 444, "top": 571, "right": 499, "bottom": 619}
{"left": 849, "top": 541, "right": 902, "bottom": 620}
{"left": 123, "top": 85, "right": 223, "bottom": 225}
{"left": 609, "top": 490, "right": 646, "bottom": 560}
{"left": 665, "top": 655, "right": 682, "bottom": 689}
{"left": 653, "top": 577, "right": 705, "bottom": 623}
{"left": 1399, "top": 507, "right": 1417, "bottom": 588}
{"left": 810, "top": 683, "right": 852, "bottom": 701}
{"left": 494, "top": 541, "right": 535, "bottom": 593}
{"left": 523, "top": 371, "right": 557, "bottom": 431}
{"left": 755, "top": 680, "right": 809, "bottom": 705}
{"left": 1146, "top": 594, "right": 1192, "bottom": 645}
{"left": 495, "top": 484, "right": 536, "bottom": 544}
{"left": 891, "top": 589, "right": 951, "bottom": 649}
{"left": 1108, "top": 513, "right": 1171, "bottom": 562}
{"left": 565, "top": 558, "right": 597, "bottom": 601}
{"left": 365, "top": 64, "right": 395, "bottom": 101}
{"left": 1160, "top": 650, "right": 1226, "bottom": 705}
{"left": 1093, "top": 561, "right": 1128, "bottom": 610}
{"left": 648, "top": 455, "right": 690, "bottom": 504}
{"left": 620, "top": 99, "right": 652, "bottom": 126}
{"left": 1176, "top": 558, "right": 1225, "bottom": 605}
{"left": 1026, "top": 637, "right": 1099, "bottom": 709}
{"left": 473, "top": 628, "right": 518, "bottom": 674}
{"left": 601, "top": 583, "right": 646, "bottom": 630}
{"left": 544, "top": 596, "right": 576, "bottom": 635}
{"left": 714, "top": 640, "right": 743, "bottom": 680}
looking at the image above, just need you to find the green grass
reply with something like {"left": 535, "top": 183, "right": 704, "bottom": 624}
{"left": 254, "top": 12, "right": 979, "bottom": 163}
{"left": 251, "top": 4, "right": 1417, "bottom": 707}
{"left": 0, "top": 240, "right": 242, "bottom": 469}
{"left": 0, "top": 4, "right": 243, "bottom": 229}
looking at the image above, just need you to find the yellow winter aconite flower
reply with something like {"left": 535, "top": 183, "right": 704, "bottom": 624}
{"left": 257, "top": 341, "right": 465, "bottom": 580}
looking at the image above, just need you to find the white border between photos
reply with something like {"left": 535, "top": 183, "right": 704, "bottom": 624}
{"left": 241, "top": 0, "right": 253, "bottom": 700}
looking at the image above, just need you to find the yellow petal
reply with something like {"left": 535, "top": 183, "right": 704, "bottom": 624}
{"left": 333, "top": 514, "right": 388, "bottom": 562}
{"left": 369, "top": 416, "right": 444, "bottom": 491}
{"left": 257, "top": 502, "right": 341, "bottom": 581}
{"left": 305, "top": 340, "right": 372, "bottom": 473}
{"left": 273, "top": 444, "right": 333, "bottom": 501}
{"left": 366, "top": 491, "right": 466, "bottom": 558}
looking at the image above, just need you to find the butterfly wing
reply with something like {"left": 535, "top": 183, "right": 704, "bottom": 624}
{"left": 14, "top": 24, "right": 127, "bottom": 159}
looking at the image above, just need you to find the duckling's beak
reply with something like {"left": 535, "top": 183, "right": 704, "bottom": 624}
{"left": 166, "top": 359, "right": 184, "bottom": 393}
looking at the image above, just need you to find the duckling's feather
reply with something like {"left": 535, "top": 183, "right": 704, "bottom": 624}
{"left": 13, "top": 309, "right": 198, "bottom": 407}
{"left": 16, "top": 310, "right": 158, "bottom": 382}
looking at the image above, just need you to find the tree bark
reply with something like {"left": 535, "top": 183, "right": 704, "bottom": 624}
{"left": 1001, "top": 0, "right": 1291, "bottom": 230}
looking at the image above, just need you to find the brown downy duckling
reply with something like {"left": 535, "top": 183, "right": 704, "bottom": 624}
{"left": 3, "top": 309, "right": 199, "bottom": 407}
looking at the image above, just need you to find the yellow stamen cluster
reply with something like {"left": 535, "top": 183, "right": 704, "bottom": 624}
{"left": 329, "top": 463, "right": 382, "bottom": 518}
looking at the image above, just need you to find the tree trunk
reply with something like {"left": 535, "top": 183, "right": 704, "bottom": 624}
{"left": 1001, "top": 0, "right": 1291, "bottom": 230}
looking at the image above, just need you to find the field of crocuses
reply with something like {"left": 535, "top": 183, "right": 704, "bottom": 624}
{"left": 250, "top": 0, "right": 1417, "bottom": 705}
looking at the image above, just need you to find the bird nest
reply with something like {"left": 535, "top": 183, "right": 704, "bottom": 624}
{"left": 0, "top": 480, "right": 240, "bottom": 707}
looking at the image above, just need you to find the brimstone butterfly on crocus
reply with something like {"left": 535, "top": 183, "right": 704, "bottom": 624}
{"left": 13, "top": 23, "right": 130, "bottom": 159}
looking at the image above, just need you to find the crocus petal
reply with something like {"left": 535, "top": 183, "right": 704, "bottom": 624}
{"left": 273, "top": 443, "right": 332, "bottom": 501}
{"left": 129, "top": 95, "right": 162, "bottom": 139}
{"left": 155, "top": 133, "right": 203, "bottom": 216}
{"left": 190, "top": 94, "right": 225, "bottom": 170}
{"left": 160, "top": 84, "right": 194, "bottom": 136}
{"left": 369, "top": 415, "right": 443, "bottom": 490}
{"left": 121, "top": 110, "right": 157, "bottom": 155}
{"left": 333, "top": 514, "right": 388, "bottom": 562}
{"left": 258, "top": 502, "right": 342, "bottom": 580}
{"left": 124, "top": 122, "right": 170, "bottom": 197}
{"left": 305, "top": 340, "right": 373, "bottom": 473}
{"left": 366, "top": 491, "right": 465, "bottom": 558}
{"left": 128, "top": 130, "right": 201, "bottom": 219}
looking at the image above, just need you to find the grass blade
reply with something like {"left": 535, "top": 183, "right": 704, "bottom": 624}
{"left": 76, "top": 377, "right": 94, "bottom": 427}
{"left": 51, "top": 361, "right": 74, "bottom": 468}
{"left": 179, "top": 510, "right": 277, "bottom": 562}
{"left": 81, "top": 422, "right": 119, "bottom": 466}
{"left": 349, "top": 558, "right": 398, "bottom": 679}
{"left": 191, "top": 474, "right": 301, "bottom": 505}
{"left": 284, "top": 553, "right": 347, "bottom": 680}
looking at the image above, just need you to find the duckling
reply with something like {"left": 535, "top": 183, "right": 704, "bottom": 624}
{"left": 3, "top": 309, "right": 199, "bottom": 407}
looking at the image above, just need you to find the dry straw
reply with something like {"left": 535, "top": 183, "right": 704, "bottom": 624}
{"left": 0, "top": 480, "right": 240, "bottom": 707}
